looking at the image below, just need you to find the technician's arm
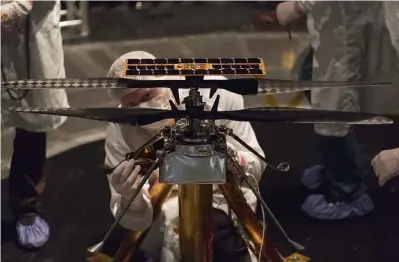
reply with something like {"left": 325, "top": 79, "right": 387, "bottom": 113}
{"left": 222, "top": 92, "right": 267, "bottom": 182}
{"left": 275, "top": 1, "right": 306, "bottom": 26}
{"left": 275, "top": 0, "right": 329, "bottom": 26}
{"left": 254, "top": 1, "right": 308, "bottom": 27}
{"left": 1, "top": 0, "right": 33, "bottom": 26}
{"left": 295, "top": 1, "right": 319, "bottom": 14}
{"left": 1, "top": 0, "right": 33, "bottom": 19}
{"left": 104, "top": 127, "right": 153, "bottom": 232}
{"left": 1, "top": 0, "right": 33, "bottom": 43}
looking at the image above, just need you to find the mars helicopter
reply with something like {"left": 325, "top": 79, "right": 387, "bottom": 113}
{"left": 2, "top": 58, "right": 396, "bottom": 262}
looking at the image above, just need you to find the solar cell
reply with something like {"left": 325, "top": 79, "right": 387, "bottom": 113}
{"left": 208, "top": 69, "right": 221, "bottom": 75}
{"left": 180, "top": 58, "right": 194, "bottom": 63}
{"left": 207, "top": 58, "right": 221, "bottom": 64}
{"left": 141, "top": 59, "right": 154, "bottom": 64}
{"left": 167, "top": 70, "right": 180, "bottom": 75}
{"left": 247, "top": 58, "right": 261, "bottom": 63}
{"left": 140, "top": 70, "right": 153, "bottom": 75}
{"left": 123, "top": 58, "right": 265, "bottom": 77}
{"left": 127, "top": 59, "right": 140, "bottom": 64}
{"left": 195, "top": 69, "right": 208, "bottom": 75}
{"left": 126, "top": 69, "right": 139, "bottom": 75}
{"left": 194, "top": 58, "right": 207, "bottom": 63}
{"left": 167, "top": 58, "right": 179, "bottom": 64}
{"left": 154, "top": 58, "right": 167, "bottom": 64}
{"left": 181, "top": 69, "right": 194, "bottom": 75}
{"left": 234, "top": 58, "right": 247, "bottom": 63}
{"left": 250, "top": 69, "right": 263, "bottom": 74}
{"left": 221, "top": 58, "right": 234, "bottom": 63}
{"left": 235, "top": 69, "right": 249, "bottom": 74}
{"left": 221, "top": 69, "right": 235, "bottom": 75}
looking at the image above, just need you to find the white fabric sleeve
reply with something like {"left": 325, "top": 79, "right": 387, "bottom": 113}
{"left": 221, "top": 92, "right": 267, "bottom": 182}
{"left": 383, "top": 1, "right": 399, "bottom": 58}
{"left": 296, "top": 0, "right": 318, "bottom": 14}
{"left": 1, "top": 0, "right": 33, "bottom": 43}
{"left": 1, "top": 0, "right": 33, "bottom": 24}
{"left": 296, "top": 1, "right": 332, "bottom": 16}
{"left": 104, "top": 125, "right": 153, "bottom": 231}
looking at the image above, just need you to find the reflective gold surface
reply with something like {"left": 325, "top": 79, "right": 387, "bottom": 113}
{"left": 86, "top": 252, "right": 112, "bottom": 262}
{"left": 179, "top": 184, "right": 213, "bottom": 262}
{"left": 113, "top": 183, "right": 174, "bottom": 262}
{"left": 281, "top": 49, "right": 296, "bottom": 71}
{"left": 219, "top": 176, "right": 282, "bottom": 262}
{"left": 231, "top": 214, "right": 257, "bottom": 255}
{"left": 284, "top": 253, "right": 311, "bottom": 262}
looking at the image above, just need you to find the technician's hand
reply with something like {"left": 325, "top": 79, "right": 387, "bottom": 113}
{"left": 276, "top": 1, "right": 305, "bottom": 26}
{"left": 371, "top": 148, "right": 399, "bottom": 187}
{"left": 111, "top": 159, "right": 146, "bottom": 204}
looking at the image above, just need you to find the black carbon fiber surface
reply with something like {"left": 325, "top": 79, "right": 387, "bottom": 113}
{"left": 5, "top": 107, "right": 393, "bottom": 125}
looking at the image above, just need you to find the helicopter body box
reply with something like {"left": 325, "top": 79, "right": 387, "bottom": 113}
{"left": 159, "top": 144, "right": 227, "bottom": 184}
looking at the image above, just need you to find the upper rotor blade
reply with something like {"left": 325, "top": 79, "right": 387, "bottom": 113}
{"left": 255, "top": 78, "right": 395, "bottom": 96}
{"left": 2, "top": 76, "right": 396, "bottom": 96}
{"left": 0, "top": 78, "right": 165, "bottom": 90}
{"left": 209, "top": 107, "right": 393, "bottom": 125}
{"left": 0, "top": 78, "right": 258, "bottom": 92}
{"left": 4, "top": 107, "right": 180, "bottom": 126}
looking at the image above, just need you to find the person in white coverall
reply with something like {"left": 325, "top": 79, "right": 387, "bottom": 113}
{"left": 273, "top": 1, "right": 399, "bottom": 220}
{"left": 1, "top": 0, "right": 69, "bottom": 249}
{"left": 371, "top": 2, "right": 399, "bottom": 189}
{"left": 104, "top": 51, "right": 266, "bottom": 262}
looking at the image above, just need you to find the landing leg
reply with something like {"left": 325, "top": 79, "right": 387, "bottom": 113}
{"left": 179, "top": 184, "right": 213, "bottom": 262}
{"left": 219, "top": 180, "right": 282, "bottom": 262}
{"left": 113, "top": 183, "right": 174, "bottom": 262}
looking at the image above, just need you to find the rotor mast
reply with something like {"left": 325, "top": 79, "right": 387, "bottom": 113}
{"left": 182, "top": 76, "right": 207, "bottom": 138}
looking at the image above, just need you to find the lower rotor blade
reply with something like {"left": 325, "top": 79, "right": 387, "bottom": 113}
{"left": 4, "top": 107, "right": 179, "bottom": 126}
{"left": 208, "top": 107, "right": 393, "bottom": 125}
{"left": 4, "top": 106, "right": 393, "bottom": 125}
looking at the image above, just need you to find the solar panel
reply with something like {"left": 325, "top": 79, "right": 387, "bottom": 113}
{"left": 122, "top": 58, "right": 266, "bottom": 77}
